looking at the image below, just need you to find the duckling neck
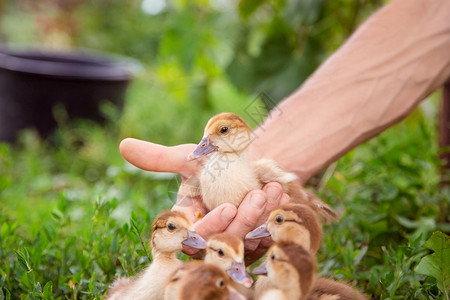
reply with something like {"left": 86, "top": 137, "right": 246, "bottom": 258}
{"left": 151, "top": 248, "right": 179, "bottom": 263}
{"left": 213, "top": 145, "right": 249, "bottom": 159}
{"left": 277, "top": 229, "right": 312, "bottom": 252}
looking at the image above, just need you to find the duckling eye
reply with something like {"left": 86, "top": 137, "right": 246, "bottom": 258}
{"left": 275, "top": 216, "right": 284, "bottom": 224}
{"left": 218, "top": 249, "right": 224, "bottom": 257}
{"left": 219, "top": 127, "right": 228, "bottom": 134}
{"left": 167, "top": 223, "right": 176, "bottom": 231}
{"left": 216, "top": 279, "right": 225, "bottom": 288}
{"left": 271, "top": 254, "right": 275, "bottom": 260}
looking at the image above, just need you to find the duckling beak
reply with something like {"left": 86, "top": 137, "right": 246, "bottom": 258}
{"left": 187, "top": 136, "right": 218, "bottom": 160}
{"left": 182, "top": 230, "right": 206, "bottom": 249}
{"left": 227, "top": 285, "right": 246, "bottom": 300}
{"left": 252, "top": 261, "right": 267, "bottom": 275}
{"left": 227, "top": 261, "right": 253, "bottom": 288}
{"left": 245, "top": 223, "right": 270, "bottom": 239}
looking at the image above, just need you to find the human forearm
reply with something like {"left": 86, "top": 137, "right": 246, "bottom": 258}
{"left": 250, "top": 0, "right": 450, "bottom": 183}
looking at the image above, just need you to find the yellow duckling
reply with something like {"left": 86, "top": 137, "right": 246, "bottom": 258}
{"left": 186, "top": 112, "right": 337, "bottom": 224}
{"left": 246, "top": 203, "right": 322, "bottom": 254}
{"left": 163, "top": 261, "right": 245, "bottom": 300}
{"left": 106, "top": 211, "right": 206, "bottom": 300}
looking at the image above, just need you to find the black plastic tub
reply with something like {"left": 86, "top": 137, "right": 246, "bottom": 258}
{"left": 0, "top": 46, "right": 139, "bottom": 142}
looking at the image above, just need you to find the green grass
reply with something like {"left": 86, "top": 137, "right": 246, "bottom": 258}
{"left": 0, "top": 74, "right": 449, "bottom": 299}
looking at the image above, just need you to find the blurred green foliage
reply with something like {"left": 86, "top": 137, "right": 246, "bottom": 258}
{"left": 1, "top": 0, "right": 449, "bottom": 299}
{"left": 2, "top": 0, "right": 384, "bottom": 105}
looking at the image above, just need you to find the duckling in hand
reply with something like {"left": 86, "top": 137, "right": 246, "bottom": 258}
{"left": 246, "top": 203, "right": 322, "bottom": 254}
{"left": 164, "top": 261, "right": 246, "bottom": 300}
{"left": 187, "top": 112, "right": 337, "bottom": 224}
{"left": 106, "top": 210, "right": 206, "bottom": 300}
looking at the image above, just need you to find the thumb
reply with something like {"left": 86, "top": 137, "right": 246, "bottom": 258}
{"left": 119, "top": 138, "right": 199, "bottom": 177}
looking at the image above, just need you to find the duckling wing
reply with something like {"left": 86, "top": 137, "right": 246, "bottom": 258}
{"left": 254, "top": 158, "right": 298, "bottom": 185}
{"left": 308, "top": 277, "right": 367, "bottom": 300}
{"left": 286, "top": 181, "right": 338, "bottom": 224}
{"left": 254, "top": 158, "right": 338, "bottom": 224}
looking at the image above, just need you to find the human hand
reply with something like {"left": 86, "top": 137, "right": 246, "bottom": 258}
{"left": 119, "top": 138, "right": 290, "bottom": 264}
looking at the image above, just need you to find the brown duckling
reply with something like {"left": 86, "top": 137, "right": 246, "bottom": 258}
{"left": 163, "top": 261, "right": 245, "bottom": 300}
{"left": 205, "top": 233, "right": 254, "bottom": 299}
{"left": 253, "top": 241, "right": 316, "bottom": 300}
{"left": 186, "top": 112, "right": 337, "bottom": 224}
{"left": 246, "top": 203, "right": 322, "bottom": 254}
{"left": 205, "top": 233, "right": 253, "bottom": 287}
{"left": 106, "top": 210, "right": 206, "bottom": 300}
{"left": 253, "top": 242, "right": 367, "bottom": 300}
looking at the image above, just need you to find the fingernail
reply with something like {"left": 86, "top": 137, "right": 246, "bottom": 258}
{"left": 251, "top": 193, "right": 266, "bottom": 209}
{"left": 266, "top": 185, "right": 280, "bottom": 203}
{"left": 221, "top": 206, "right": 236, "bottom": 223}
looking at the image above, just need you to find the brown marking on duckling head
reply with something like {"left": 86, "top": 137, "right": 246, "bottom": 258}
{"left": 207, "top": 233, "right": 244, "bottom": 260}
{"left": 206, "top": 233, "right": 253, "bottom": 287}
{"left": 204, "top": 113, "right": 252, "bottom": 154}
{"left": 152, "top": 211, "right": 191, "bottom": 230}
{"left": 150, "top": 211, "right": 205, "bottom": 253}
{"left": 205, "top": 113, "right": 250, "bottom": 134}
{"left": 188, "top": 113, "right": 252, "bottom": 160}
{"left": 168, "top": 262, "right": 240, "bottom": 300}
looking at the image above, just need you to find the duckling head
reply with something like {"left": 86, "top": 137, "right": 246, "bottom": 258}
{"left": 151, "top": 211, "right": 206, "bottom": 253}
{"left": 188, "top": 113, "right": 251, "bottom": 160}
{"left": 205, "top": 233, "right": 253, "bottom": 288}
{"left": 246, "top": 203, "right": 322, "bottom": 253}
{"left": 253, "top": 242, "right": 316, "bottom": 300}
{"left": 166, "top": 262, "right": 245, "bottom": 300}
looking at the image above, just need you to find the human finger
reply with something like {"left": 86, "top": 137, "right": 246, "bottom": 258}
{"left": 279, "top": 193, "right": 291, "bottom": 206}
{"left": 194, "top": 203, "right": 237, "bottom": 239}
{"left": 225, "top": 191, "right": 267, "bottom": 240}
{"left": 259, "top": 182, "right": 284, "bottom": 223}
{"left": 182, "top": 203, "right": 237, "bottom": 256}
{"left": 119, "top": 138, "right": 199, "bottom": 177}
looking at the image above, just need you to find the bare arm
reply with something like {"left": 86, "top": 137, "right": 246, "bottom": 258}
{"left": 250, "top": 0, "right": 450, "bottom": 183}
